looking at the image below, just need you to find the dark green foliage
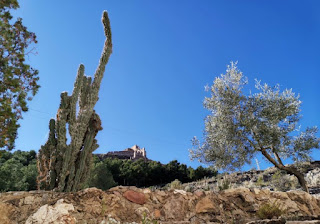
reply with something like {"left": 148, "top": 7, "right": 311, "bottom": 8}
{"left": 194, "top": 165, "right": 216, "bottom": 181}
{"left": 0, "top": 150, "right": 217, "bottom": 191}
{"left": 89, "top": 157, "right": 217, "bottom": 189}
{"left": 0, "top": 150, "right": 37, "bottom": 191}
{"left": 0, "top": 0, "right": 40, "bottom": 150}
{"left": 88, "top": 161, "right": 116, "bottom": 190}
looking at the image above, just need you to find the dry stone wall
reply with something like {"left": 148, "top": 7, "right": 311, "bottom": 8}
{"left": 1, "top": 187, "right": 320, "bottom": 223}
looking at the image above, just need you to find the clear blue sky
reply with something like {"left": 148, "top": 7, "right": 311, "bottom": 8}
{"left": 13, "top": 1, "right": 320, "bottom": 170}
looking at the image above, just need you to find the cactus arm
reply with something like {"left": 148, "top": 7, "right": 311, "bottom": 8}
{"left": 91, "top": 11, "right": 113, "bottom": 101}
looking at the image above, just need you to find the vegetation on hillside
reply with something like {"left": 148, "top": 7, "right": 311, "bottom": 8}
{"left": 0, "top": 150, "right": 217, "bottom": 192}
{"left": 0, "top": 150, "right": 37, "bottom": 191}
{"left": 88, "top": 157, "right": 217, "bottom": 190}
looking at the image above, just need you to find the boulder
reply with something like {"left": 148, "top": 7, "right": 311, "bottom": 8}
{"left": 25, "top": 199, "right": 76, "bottom": 224}
{"left": 123, "top": 190, "right": 146, "bottom": 205}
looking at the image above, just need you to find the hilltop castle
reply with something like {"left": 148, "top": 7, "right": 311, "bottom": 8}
{"left": 96, "top": 145, "right": 148, "bottom": 161}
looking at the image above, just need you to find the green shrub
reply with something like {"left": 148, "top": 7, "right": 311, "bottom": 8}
{"left": 218, "top": 177, "right": 231, "bottom": 191}
{"left": 257, "top": 202, "right": 284, "bottom": 219}
{"left": 89, "top": 162, "right": 117, "bottom": 190}
{"left": 184, "top": 185, "right": 194, "bottom": 192}
{"left": 167, "top": 179, "right": 183, "bottom": 190}
{"left": 256, "top": 175, "right": 267, "bottom": 188}
{"left": 271, "top": 171, "right": 298, "bottom": 191}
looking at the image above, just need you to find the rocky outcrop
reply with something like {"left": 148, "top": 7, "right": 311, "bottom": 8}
{"left": 25, "top": 199, "right": 76, "bottom": 224}
{"left": 183, "top": 161, "right": 320, "bottom": 194}
{"left": 1, "top": 187, "right": 320, "bottom": 223}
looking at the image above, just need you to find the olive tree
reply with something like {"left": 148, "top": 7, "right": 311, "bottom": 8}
{"left": 190, "top": 62, "right": 319, "bottom": 193}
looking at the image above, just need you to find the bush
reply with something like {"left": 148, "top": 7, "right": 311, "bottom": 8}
{"left": 218, "top": 177, "right": 231, "bottom": 191}
{"left": 184, "top": 185, "right": 194, "bottom": 192}
{"left": 89, "top": 162, "right": 117, "bottom": 190}
{"left": 271, "top": 171, "right": 298, "bottom": 191}
{"left": 257, "top": 202, "right": 284, "bottom": 219}
{"left": 167, "top": 179, "right": 183, "bottom": 190}
{"left": 256, "top": 175, "right": 267, "bottom": 188}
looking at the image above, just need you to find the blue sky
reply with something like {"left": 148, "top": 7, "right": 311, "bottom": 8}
{"left": 13, "top": 1, "right": 320, "bottom": 170}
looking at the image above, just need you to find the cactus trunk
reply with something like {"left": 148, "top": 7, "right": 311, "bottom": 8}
{"left": 37, "top": 11, "right": 112, "bottom": 192}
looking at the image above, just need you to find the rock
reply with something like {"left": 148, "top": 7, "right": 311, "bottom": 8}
{"left": 163, "top": 194, "right": 189, "bottom": 220}
{"left": 194, "top": 190, "right": 205, "bottom": 198}
{"left": 246, "top": 218, "right": 286, "bottom": 224}
{"left": 143, "top": 188, "right": 151, "bottom": 194}
{"left": 0, "top": 202, "right": 15, "bottom": 224}
{"left": 174, "top": 189, "right": 187, "bottom": 196}
{"left": 287, "top": 221, "right": 320, "bottom": 224}
{"left": 24, "top": 195, "right": 35, "bottom": 205}
{"left": 135, "top": 206, "right": 149, "bottom": 217}
{"left": 1, "top": 186, "right": 320, "bottom": 223}
{"left": 154, "top": 190, "right": 168, "bottom": 204}
{"left": 306, "top": 168, "right": 320, "bottom": 187}
{"left": 113, "top": 191, "right": 122, "bottom": 197}
{"left": 25, "top": 199, "right": 76, "bottom": 224}
{"left": 123, "top": 190, "right": 146, "bottom": 205}
{"left": 195, "top": 196, "right": 217, "bottom": 214}
{"left": 154, "top": 209, "right": 161, "bottom": 219}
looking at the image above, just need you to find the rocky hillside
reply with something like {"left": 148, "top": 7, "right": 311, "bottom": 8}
{"left": 182, "top": 161, "right": 320, "bottom": 195}
{"left": 1, "top": 186, "right": 320, "bottom": 224}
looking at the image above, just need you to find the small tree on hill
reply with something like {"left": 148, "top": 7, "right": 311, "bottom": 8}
{"left": 190, "top": 62, "right": 319, "bottom": 193}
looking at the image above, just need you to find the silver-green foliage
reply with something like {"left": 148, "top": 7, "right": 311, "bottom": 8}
{"left": 190, "top": 62, "right": 319, "bottom": 191}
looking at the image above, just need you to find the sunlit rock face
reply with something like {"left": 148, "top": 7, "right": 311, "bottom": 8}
{"left": 1, "top": 186, "right": 320, "bottom": 223}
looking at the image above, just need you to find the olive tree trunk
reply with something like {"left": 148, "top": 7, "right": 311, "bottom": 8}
{"left": 261, "top": 149, "right": 309, "bottom": 193}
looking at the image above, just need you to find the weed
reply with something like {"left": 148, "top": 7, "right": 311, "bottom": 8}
{"left": 271, "top": 171, "right": 298, "bottom": 191}
{"left": 167, "top": 179, "right": 183, "bottom": 190}
{"left": 101, "top": 199, "right": 107, "bottom": 216}
{"left": 257, "top": 201, "right": 285, "bottom": 219}
{"left": 218, "top": 177, "right": 231, "bottom": 191}
{"left": 141, "top": 213, "right": 159, "bottom": 224}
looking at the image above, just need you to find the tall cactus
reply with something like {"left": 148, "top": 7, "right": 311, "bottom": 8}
{"left": 37, "top": 11, "right": 112, "bottom": 192}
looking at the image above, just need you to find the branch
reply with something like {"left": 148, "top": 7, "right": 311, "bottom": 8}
{"left": 273, "top": 150, "right": 284, "bottom": 166}
{"left": 260, "top": 148, "right": 284, "bottom": 169}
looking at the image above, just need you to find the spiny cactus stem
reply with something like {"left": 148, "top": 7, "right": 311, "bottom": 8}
{"left": 37, "top": 11, "right": 112, "bottom": 192}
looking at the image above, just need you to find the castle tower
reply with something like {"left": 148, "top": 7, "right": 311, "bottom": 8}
{"left": 142, "top": 147, "right": 146, "bottom": 158}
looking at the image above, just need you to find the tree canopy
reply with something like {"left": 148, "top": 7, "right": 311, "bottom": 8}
{"left": 89, "top": 157, "right": 217, "bottom": 189}
{"left": 190, "top": 62, "right": 319, "bottom": 192}
{"left": 0, "top": 0, "right": 40, "bottom": 150}
{"left": 0, "top": 149, "right": 217, "bottom": 192}
{"left": 0, "top": 150, "right": 37, "bottom": 191}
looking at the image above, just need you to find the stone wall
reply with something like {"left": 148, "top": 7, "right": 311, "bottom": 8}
{"left": 1, "top": 186, "right": 320, "bottom": 223}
